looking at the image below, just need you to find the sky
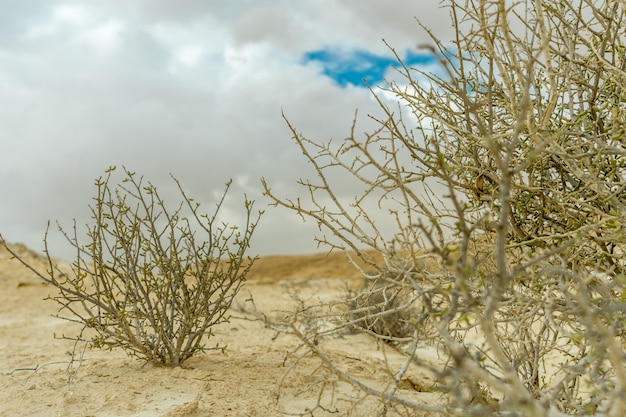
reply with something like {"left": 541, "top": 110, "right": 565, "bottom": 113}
{"left": 0, "top": 0, "right": 453, "bottom": 260}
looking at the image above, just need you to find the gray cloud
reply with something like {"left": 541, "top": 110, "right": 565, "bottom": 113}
{"left": 231, "top": 0, "right": 453, "bottom": 55}
{"left": 0, "top": 0, "right": 450, "bottom": 259}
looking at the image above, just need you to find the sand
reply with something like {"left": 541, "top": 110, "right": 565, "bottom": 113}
{"left": 0, "top": 244, "right": 445, "bottom": 417}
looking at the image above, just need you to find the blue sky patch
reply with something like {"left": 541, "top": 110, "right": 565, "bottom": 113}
{"left": 302, "top": 48, "right": 436, "bottom": 87}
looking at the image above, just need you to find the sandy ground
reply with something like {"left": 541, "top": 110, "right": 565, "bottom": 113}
{"left": 0, "top": 243, "right": 445, "bottom": 417}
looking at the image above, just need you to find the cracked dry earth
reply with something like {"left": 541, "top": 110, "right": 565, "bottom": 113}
{"left": 0, "top": 244, "right": 445, "bottom": 417}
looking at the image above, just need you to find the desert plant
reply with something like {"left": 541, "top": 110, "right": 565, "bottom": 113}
{"left": 263, "top": 0, "right": 626, "bottom": 415}
{"left": 346, "top": 270, "right": 422, "bottom": 343}
{"left": 2, "top": 166, "right": 262, "bottom": 367}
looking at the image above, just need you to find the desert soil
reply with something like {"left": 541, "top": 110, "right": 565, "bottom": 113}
{"left": 0, "top": 243, "right": 445, "bottom": 417}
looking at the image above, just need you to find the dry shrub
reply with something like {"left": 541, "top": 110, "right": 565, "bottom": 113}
{"left": 262, "top": 0, "right": 626, "bottom": 415}
{"left": 347, "top": 273, "right": 419, "bottom": 342}
{"left": 2, "top": 166, "right": 262, "bottom": 367}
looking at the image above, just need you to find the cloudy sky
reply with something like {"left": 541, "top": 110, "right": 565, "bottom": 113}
{"left": 0, "top": 0, "right": 453, "bottom": 260}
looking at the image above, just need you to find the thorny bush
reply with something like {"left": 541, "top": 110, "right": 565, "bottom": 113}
{"left": 263, "top": 0, "right": 626, "bottom": 415}
{"left": 3, "top": 166, "right": 262, "bottom": 367}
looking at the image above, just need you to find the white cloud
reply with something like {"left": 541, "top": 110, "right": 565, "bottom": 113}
{"left": 174, "top": 44, "right": 204, "bottom": 67}
{"left": 21, "top": 4, "right": 81, "bottom": 39}
{"left": 81, "top": 18, "right": 125, "bottom": 52}
{"left": 54, "top": 3, "right": 83, "bottom": 20}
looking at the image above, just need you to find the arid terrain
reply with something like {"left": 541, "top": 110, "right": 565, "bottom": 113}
{"left": 0, "top": 243, "right": 445, "bottom": 417}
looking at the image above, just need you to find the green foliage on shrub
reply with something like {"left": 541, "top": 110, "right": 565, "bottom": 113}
{"left": 3, "top": 166, "right": 262, "bottom": 367}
